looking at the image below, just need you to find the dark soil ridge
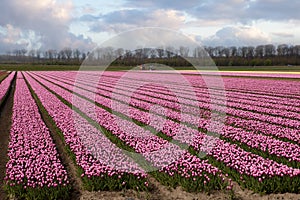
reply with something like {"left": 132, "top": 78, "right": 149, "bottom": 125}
{"left": 0, "top": 72, "right": 16, "bottom": 200}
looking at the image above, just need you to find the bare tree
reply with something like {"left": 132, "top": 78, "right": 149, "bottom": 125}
{"left": 115, "top": 48, "right": 124, "bottom": 59}
{"left": 157, "top": 46, "right": 165, "bottom": 58}
{"left": 28, "top": 49, "right": 36, "bottom": 57}
{"left": 165, "top": 46, "right": 174, "bottom": 58}
{"left": 277, "top": 44, "right": 289, "bottom": 56}
{"left": 247, "top": 46, "right": 255, "bottom": 58}
{"left": 265, "top": 44, "right": 276, "bottom": 57}
{"left": 149, "top": 49, "right": 157, "bottom": 58}
{"left": 230, "top": 46, "right": 237, "bottom": 57}
{"left": 179, "top": 46, "right": 189, "bottom": 57}
{"left": 59, "top": 50, "right": 66, "bottom": 60}
{"left": 73, "top": 49, "right": 81, "bottom": 60}
{"left": 36, "top": 50, "right": 41, "bottom": 60}
{"left": 63, "top": 48, "right": 73, "bottom": 60}
{"left": 255, "top": 45, "right": 264, "bottom": 58}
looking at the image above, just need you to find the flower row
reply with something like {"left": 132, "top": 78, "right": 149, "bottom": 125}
{"left": 26, "top": 72, "right": 228, "bottom": 192}
{"left": 35, "top": 72, "right": 300, "bottom": 165}
{"left": 5, "top": 73, "right": 70, "bottom": 199}
{"left": 30, "top": 72, "right": 300, "bottom": 193}
{"left": 24, "top": 73, "right": 149, "bottom": 191}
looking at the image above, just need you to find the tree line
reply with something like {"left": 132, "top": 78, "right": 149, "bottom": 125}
{"left": 1, "top": 44, "right": 300, "bottom": 66}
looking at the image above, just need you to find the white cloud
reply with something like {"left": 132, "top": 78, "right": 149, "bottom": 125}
{"left": 0, "top": 0, "right": 95, "bottom": 53}
{"left": 201, "top": 26, "right": 271, "bottom": 46}
{"left": 1, "top": 0, "right": 300, "bottom": 53}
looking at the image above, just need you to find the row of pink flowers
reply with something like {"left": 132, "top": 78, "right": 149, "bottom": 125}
{"left": 5, "top": 73, "right": 69, "bottom": 189}
{"left": 89, "top": 70, "right": 300, "bottom": 108}
{"left": 27, "top": 72, "right": 229, "bottom": 190}
{"left": 36, "top": 72, "right": 300, "bottom": 164}
{"left": 179, "top": 71, "right": 300, "bottom": 79}
{"left": 65, "top": 72, "right": 299, "bottom": 143}
{"left": 96, "top": 74, "right": 300, "bottom": 126}
{"left": 0, "top": 72, "right": 15, "bottom": 103}
{"left": 23, "top": 73, "right": 148, "bottom": 187}
{"left": 30, "top": 72, "right": 300, "bottom": 182}
{"left": 44, "top": 71, "right": 300, "bottom": 131}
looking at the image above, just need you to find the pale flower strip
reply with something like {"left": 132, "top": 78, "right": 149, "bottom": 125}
{"left": 5, "top": 74, "right": 69, "bottom": 189}
{"left": 128, "top": 89, "right": 300, "bottom": 144}
{"left": 95, "top": 72, "right": 300, "bottom": 114}
{"left": 220, "top": 76, "right": 300, "bottom": 98}
{"left": 24, "top": 73, "right": 147, "bottom": 182}
{"left": 0, "top": 72, "right": 15, "bottom": 102}
{"left": 70, "top": 75, "right": 300, "bottom": 144}
{"left": 140, "top": 72, "right": 300, "bottom": 99}
{"left": 93, "top": 70, "right": 300, "bottom": 107}
{"left": 104, "top": 76, "right": 300, "bottom": 128}
{"left": 43, "top": 72, "right": 300, "bottom": 145}
{"left": 97, "top": 71, "right": 300, "bottom": 112}
{"left": 36, "top": 72, "right": 300, "bottom": 164}
{"left": 180, "top": 71, "right": 300, "bottom": 79}
{"left": 39, "top": 71, "right": 300, "bottom": 147}
{"left": 42, "top": 71, "right": 300, "bottom": 113}
{"left": 131, "top": 82, "right": 300, "bottom": 120}
{"left": 102, "top": 79, "right": 300, "bottom": 139}
{"left": 32, "top": 72, "right": 300, "bottom": 179}
{"left": 43, "top": 72, "right": 300, "bottom": 133}
{"left": 28, "top": 72, "right": 226, "bottom": 187}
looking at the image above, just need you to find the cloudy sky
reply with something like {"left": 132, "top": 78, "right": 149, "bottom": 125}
{"left": 0, "top": 0, "right": 299, "bottom": 53}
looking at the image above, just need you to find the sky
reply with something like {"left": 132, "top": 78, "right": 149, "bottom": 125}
{"left": 0, "top": 0, "right": 300, "bottom": 54}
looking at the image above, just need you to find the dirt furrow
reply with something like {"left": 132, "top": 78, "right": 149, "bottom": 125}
{"left": 0, "top": 73, "right": 16, "bottom": 200}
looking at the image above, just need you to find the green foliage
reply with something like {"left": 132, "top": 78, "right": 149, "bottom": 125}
{"left": 5, "top": 182, "right": 71, "bottom": 200}
{"left": 264, "top": 59, "right": 272, "bottom": 66}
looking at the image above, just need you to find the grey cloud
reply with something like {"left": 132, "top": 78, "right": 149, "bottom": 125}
{"left": 79, "top": 14, "right": 102, "bottom": 22}
{"left": 89, "top": 9, "right": 185, "bottom": 33}
{"left": 246, "top": 0, "right": 300, "bottom": 21}
{"left": 0, "top": 0, "right": 95, "bottom": 52}
{"left": 123, "top": 0, "right": 300, "bottom": 23}
{"left": 272, "top": 32, "right": 294, "bottom": 38}
{"left": 124, "top": 0, "right": 200, "bottom": 10}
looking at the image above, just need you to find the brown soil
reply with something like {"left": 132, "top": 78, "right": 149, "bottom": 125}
{"left": 38, "top": 108, "right": 83, "bottom": 200}
{"left": 0, "top": 74, "right": 15, "bottom": 200}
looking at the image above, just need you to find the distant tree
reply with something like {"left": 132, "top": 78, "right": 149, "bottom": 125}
{"left": 28, "top": 49, "right": 36, "bottom": 57}
{"left": 63, "top": 48, "right": 73, "bottom": 60}
{"left": 277, "top": 44, "right": 289, "bottom": 56}
{"left": 81, "top": 52, "right": 87, "bottom": 60}
{"left": 59, "top": 50, "right": 66, "bottom": 60}
{"left": 36, "top": 50, "right": 41, "bottom": 59}
{"left": 223, "top": 47, "right": 230, "bottom": 58}
{"left": 149, "top": 48, "right": 157, "bottom": 58}
{"left": 179, "top": 46, "right": 189, "bottom": 57}
{"left": 255, "top": 45, "right": 264, "bottom": 58}
{"left": 115, "top": 48, "right": 124, "bottom": 59}
{"left": 265, "top": 44, "right": 276, "bottom": 57}
{"left": 230, "top": 46, "right": 237, "bottom": 57}
{"left": 247, "top": 46, "right": 255, "bottom": 58}
{"left": 73, "top": 49, "right": 81, "bottom": 60}
{"left": 165, "top": 46, "right": 174, "bottom": 58}
{"left": 292, "top": 45, "right": 300, "bottom": 57}
{"left": 157, "top": 46, "right": 165, "bottom": 58}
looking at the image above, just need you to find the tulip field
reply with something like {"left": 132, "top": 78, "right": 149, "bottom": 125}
{"left": 0, "top": 70, "right": 299, "bottom": 199}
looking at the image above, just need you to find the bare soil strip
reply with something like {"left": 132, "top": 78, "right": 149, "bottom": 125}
{"left": 0, "top": 73, "right": 16, "bottom": 200}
